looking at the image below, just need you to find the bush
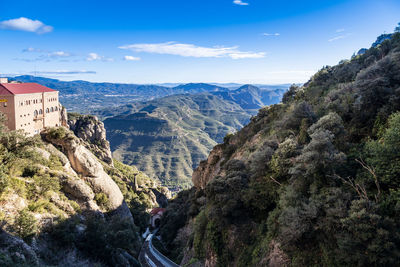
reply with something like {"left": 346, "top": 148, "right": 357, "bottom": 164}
{"left": 94, "top": 193, "right": 110, "bottom": 210}
{"left": 14, "top": 209, "right": 37, "bottom": 241}
{"left": 47, "top": 127, "right": 67, "bottom": 140}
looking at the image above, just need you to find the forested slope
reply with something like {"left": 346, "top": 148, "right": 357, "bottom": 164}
{"left": 159, "top": 31, "right": 400, "bottom": 266}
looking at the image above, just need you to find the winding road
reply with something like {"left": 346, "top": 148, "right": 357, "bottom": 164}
{"left": 139, "top": 232, "right": 180, "bottom": 267}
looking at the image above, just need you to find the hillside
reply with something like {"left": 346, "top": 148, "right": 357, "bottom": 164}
{"left": 10, "top": 76, "right": 287, "bottom": 114}
{"left": 158, "top": 31, "right": 400, "bottom": 266}
{"left": 101, "top": 93, "right": 252, "bottom": 189}
{"left": 0, "top": 115, "right": 169, "bottom": 266}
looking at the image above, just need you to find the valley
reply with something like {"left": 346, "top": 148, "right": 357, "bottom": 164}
{"left": 10, "top": 76, "right": 288, "bottom": 189}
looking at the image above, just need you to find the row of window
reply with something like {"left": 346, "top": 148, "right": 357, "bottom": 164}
{"left": 19, "top": 97, "right": 58, "bottom": 107}
{"left": 33, "top": 106, "right": 59, "bottom": 117}
{"left": 19, "top": 99, "right": 42, "bottom": 106}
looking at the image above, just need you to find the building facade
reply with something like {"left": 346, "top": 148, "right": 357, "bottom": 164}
{"left": 0, "top": 79, "right": 61, "bottom": 136}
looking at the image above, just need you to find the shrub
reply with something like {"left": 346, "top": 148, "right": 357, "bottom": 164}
{"left": 47, "top": 127, "right": 67, "bottom": 140}
{"left": 14, "top": 209, "right": 37, "bottom": 241}
{"left": 94, "top": 193, "right": 110, "bottom": 210}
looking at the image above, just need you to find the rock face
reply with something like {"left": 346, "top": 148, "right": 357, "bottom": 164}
{"left": 68, "top": 115, "right": 113, "bottom": 165}
{"left": 42, "top": 128, "right": 132, "bottom": 221}
{"left": 192, "top": 144, "right": 224, "bottom": 189}
{"left": 59, "top": 104, "right": 68, "bottom": 127}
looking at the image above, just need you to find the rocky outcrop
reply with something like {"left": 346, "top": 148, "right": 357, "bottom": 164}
{"left": 192, "top": 144, "right": 224, "bottom": 189}
{"left": 54, "top": 171, "right": 100, "bottom": 211}
{"left": 59, "top": 104, "right": 68, "bottom": 127}
{"left": 68, "top": 114, "right": 113, "bottom": 165}
{"left": 42, "top": 128, "right": 132, "bottom": 221}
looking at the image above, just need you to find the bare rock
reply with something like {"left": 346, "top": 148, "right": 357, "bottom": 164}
{"left": 68, "top": 114, "right": 113, "bottom": 165}
{"left": 42, "top": 128, "right": 132, "bottom": 221}
{"left": 59, "top": 105, "right": 68, "bottom": 128}
{"left": 192, "top": 144, "right": 224, "bottom": 189}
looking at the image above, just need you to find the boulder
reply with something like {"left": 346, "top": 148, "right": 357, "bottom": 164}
{"left": 68, "top": 115, "right": 113, "bottom": 165}
{"left": 42, "top": 129, "right": 133, "bottom": 221}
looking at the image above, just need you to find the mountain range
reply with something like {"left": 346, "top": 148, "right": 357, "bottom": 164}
{"left": 93, "top": 84, "right": 287, "bottom": 189}
{"left": 10, "top": 76, "right": 288, "bottom": 113}
{"left": 9, "top": 76, "right": 288, "bottom": 188}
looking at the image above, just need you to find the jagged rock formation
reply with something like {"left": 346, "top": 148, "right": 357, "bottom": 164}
{"left": 59, "top": 104, "right": 68, "bottom": 127}
{"left": 68, "top": 114, "right": 113, "bottom": 165}
{"left": 0, "top": 116, "right": 170, "bottom": 266}
{"left": 42, "top": 127, "right": 132, "bottom": 220}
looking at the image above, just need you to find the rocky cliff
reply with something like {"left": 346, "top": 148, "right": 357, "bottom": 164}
{"left": 68, "top": 113, "right": 113, "bottom": 165}
{"left": 42, "top": 127, "right": 132, "bottom": 220}
{"left": 0, "top": 115, "right": 170, "bottom": 266}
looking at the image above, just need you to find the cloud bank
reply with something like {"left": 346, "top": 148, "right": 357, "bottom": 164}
{"left": 0, "top": 17, "right": 53, "bottom": 34}
{"left": 119, "top": 42, "right": 265, "bottom": 59}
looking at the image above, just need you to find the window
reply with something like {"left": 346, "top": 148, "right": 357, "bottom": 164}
{"left": 46, "top": 108, "right": 49, "bottom": 113}
{"left": 34, "top": 110, "right": 38, "bottom": 117}
{"left": 39, "top": 109, "right": 43, "bottom": 115}
{"left": 50, "top": 107, "right": 54, "bottom": 112}
{"left": 55, "top": 106, "right": 58, "bottom": 111}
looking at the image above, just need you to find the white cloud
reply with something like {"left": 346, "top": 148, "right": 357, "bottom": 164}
{"left": 86, "top": 52, "right": 114, "bottom": 62}
{"left": 22, "top": 47, "right": 43, "bottom": 53}
{"left": 263, "top": 33, "right": 280, "bottom": 36}
{"left": 229, "top": 52, "right": 265, "bottom": 59}
{"left": 119, "top": 42, "right": 265, "bottom": 59}
{"left": 233, "top": 0, "right": 249, "bottom": 5}
{"left": 87, "top": 53, "right": 102, "bottom": 61}
{"left": 336, "top": 28, "right": 345, "bottom": 33}
{"left": 20, "top": 48, "right": 72, "bottom": 61}
{"left": 32, "top": 70, "right": 96, "bottom": 75}
{"left": 328, "top": 33, "right": 351, "bottom": 42}
{"left": 0, "top": 17, "right": 53, "bottom": 34}
{"left": 328, "top": 35, "right": 346, "bottom": 42}
{"left": 123, "top": 55, "right": 141, "bottom": 61}
{"left": 49, "top": 51, "right": 71, "bottom": 57}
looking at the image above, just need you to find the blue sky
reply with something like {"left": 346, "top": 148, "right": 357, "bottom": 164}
{"left": 0, "top": 0, "right": 399, "bottom": 84}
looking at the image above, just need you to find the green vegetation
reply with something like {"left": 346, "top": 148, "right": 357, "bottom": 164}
{"left": 14, "top": 209, "right": 38, "bottom": 241}
{"left": 0, "top": 116, "right": 162, "bottom": 266}
{"left": 160, "top": 30, "right": 400, "bottom": 266}
{"left": 104, "top": 159, "right": 164, "bottom": 232}
{"left": 102, "top": 94, "right": 253, "bottom": 189}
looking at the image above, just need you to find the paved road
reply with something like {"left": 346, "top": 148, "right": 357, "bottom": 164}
{"left": 139, "top": 233, "right": 180, "bottom": 267}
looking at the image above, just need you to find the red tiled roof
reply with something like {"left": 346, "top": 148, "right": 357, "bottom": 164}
{"left": 0, "top": 83, "right": 56, "bottom": 95}
{"left": 150, "top": 207, "right": 166, "bottom": 215}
